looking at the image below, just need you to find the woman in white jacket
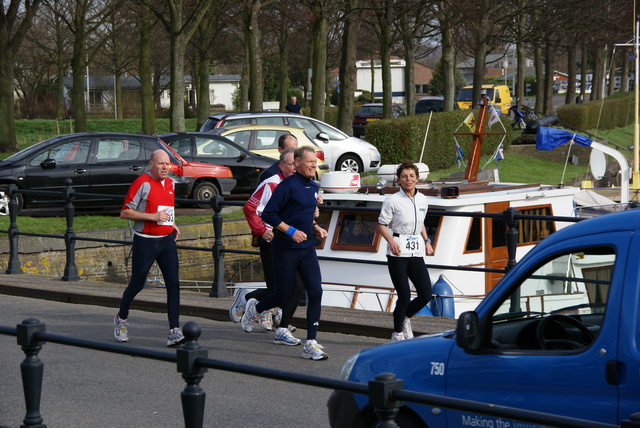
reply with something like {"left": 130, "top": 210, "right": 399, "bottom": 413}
{"left": 377, "top": 161, "right": 434, "bottom": 341}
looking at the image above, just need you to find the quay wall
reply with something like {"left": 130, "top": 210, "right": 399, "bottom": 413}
{"left": 0, "top": 220, "right": 263, "bottom": 287}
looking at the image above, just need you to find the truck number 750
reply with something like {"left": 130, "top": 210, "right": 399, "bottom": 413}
{"left": 430, "top": 362, "right": 445, "bottom": 375}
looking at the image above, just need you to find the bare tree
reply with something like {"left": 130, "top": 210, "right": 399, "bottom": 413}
{"left": 0, "top": 0, "right": 43, "bottom": 152}
{"left": 145, "top": 0, "right": 213, "bottom": 131}
{"left": 336, "top": 0, "right": 361, "bottom": 133}
{"left": 301, "top": 0, "right": 342, "bottom": 120}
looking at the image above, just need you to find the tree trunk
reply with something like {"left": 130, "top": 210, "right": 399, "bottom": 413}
{"left": 439, "top": 14, "right": 456, "bottom": 112}
{"left": 71, "top": 3, "right": 87, "bottom": 132}
{"left": 337, "top": 0, "right": 360, "bottom": 133}
{"left": 0, "top": 49, "right": 19, "bottom": 152}
{"left": 534, "top": 44, "right": 543, "bottom": 113}
{"left": 115, "top": 74, "right": 122, "bottom": 119}
{"left": 278, "top": 4, "right": 289, "bottom": 111}
{"left": 139, "top": 7, "right": 155, "bottom": 135}
{"left": 543, "top": 41, "right": 554, "bottom": 115}
{"left": 621, "top": 47, "right": 630, "bottom": 93}
{"left": 196, "top": 19, "right": 212, "bottom": 130}
{"left": 565, "top": 45, "right": 577, "bottom": 105}
{"left": 402, "top": 33, "right": 416, "bottom": 116}
{"left": 471, "top": 40, "right": 489, "bottom": 108}
{"left": 580, "top": 42, "right": 587, "bottom": 103}
{"left": 592, "top": 44, "right": 604, "bottom": 101}
{"left": 247, "top": 1, "right": 263, "bottom": 110}
{"left": 310, "top": 15, "right": 328, "bottom": 120}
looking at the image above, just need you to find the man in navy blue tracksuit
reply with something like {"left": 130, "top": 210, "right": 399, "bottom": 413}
{"left": 241, "top": 146, "right": 329, "bottom": 360}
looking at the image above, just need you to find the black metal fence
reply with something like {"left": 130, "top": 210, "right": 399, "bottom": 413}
{"left": 5, "top": 182, "right": 634, "bottom": 427}
{"left": 1, "top": 318, "right": 630, "bottom": 428}
{"left": 1, "top": 181, "right": 584, "bottom": 298}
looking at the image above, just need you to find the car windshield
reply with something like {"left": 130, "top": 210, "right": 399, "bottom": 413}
{"left": 416, "top": 100, "right": 444, "bottom": 114}
{"left": 457, "top": 88, "right": 495, "bottom": 102}
{"left": 3, "top": 136, "right": 60, "bottom": 162}
{"left": 200, "top": 118, "right": 222, "bottom": 132}
{"left": 489, "top": 246, "right": 613, "bottom": 351}
{"left": 356, "top": 106, "right": 383, "bottom": 116}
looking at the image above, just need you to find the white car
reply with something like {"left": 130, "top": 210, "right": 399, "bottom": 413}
{"left": 199, "top": 112, "right": 381, "bottom": 173}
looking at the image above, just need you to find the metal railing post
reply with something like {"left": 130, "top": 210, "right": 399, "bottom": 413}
{"left": 176, "top": 321, "right": 208, "bottom": 428}
{"left": 209, "top": 195, "right": 228, "bottom": 297}
{"left": 6, "top": 184, "right": 22, "bottom": 274}
{"left": 17, "top": 318, "right": 47, "bottom": 428}
{"left": 503, "top": 207, "right": 519, "bottom": 273}
{"left": 369, "top": 372, "right": 403, "bottom": 428}
{"left": 62, "top": 179, "right": 80, "bottom": 281}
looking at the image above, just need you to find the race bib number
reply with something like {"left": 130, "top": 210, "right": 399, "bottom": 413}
{"left": 157, "top": 205, "right": 175, "bottom": 226}
{"left": 395, "top": 234, "right": 423, "bottom": 256}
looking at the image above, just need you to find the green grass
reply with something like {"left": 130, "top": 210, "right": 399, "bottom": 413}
{"left": 0, "top": 210, "right": 244, "bottom": 233}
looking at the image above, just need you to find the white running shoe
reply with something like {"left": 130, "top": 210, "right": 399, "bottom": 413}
{"left": 273, "top": 327, "right": 301, "bottom": 346}
{"left": 229, "top": 288, "right": 249, "bottom": 323}
{"left": 272, "top": 308, "right": 283, "bottom": 328}
{"left": 167, "top": 327, "right": 186, "bottom": 347}
{"left": 402, "top": 317, "right": 414, "bottom": 339}
{"left": 259, "top": 310, "right": 273, "bottom": 331}
{"left": 391, "top": 331, "right": 406, "bottom": 342}
{"left": 114, "top": 315, "right": 128, "bottom": 342}
{"left": 241, "top": 298, "right": 260, "bottom": 333}
{"left": 302, "top": 340, "right": 328, "bottom": 360}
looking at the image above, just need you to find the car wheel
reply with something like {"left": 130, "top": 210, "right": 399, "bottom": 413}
{"left": 192, "top": 180, "right": 220, "bottom": 208}
{"left": 0, "top": 189, "right": 23, "bottom": 214}
{"left": 336, "top": 154, "right": 363, "bottom": 173}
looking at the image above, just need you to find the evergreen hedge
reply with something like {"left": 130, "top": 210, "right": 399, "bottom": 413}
{"left": 557, "top": 92, "right": 634, "bottom": 131}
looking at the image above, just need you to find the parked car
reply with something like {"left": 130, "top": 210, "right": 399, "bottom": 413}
{"left": 208, "top": 124, "right": 330, "bottom": 179}
{"left": 0, "top": 133, "right": 235, "bottom": 211}
{"left": 352, "top": 103, "right": 406, "bottom": 139}
{"left": 198, "top": 111, "right": 381, "bottom": 174}
{"left": 158, "top": 132, "right": 273, "bottom": 194}
{"left": 414, "top": 96, "right": 459, "bottom": 114}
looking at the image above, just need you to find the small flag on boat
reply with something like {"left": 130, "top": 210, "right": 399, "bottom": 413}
{"left": 488, "top": 107, "right": 501, "bottom": 127}
{"left": 463, "top": 112, "right": 475, "bottom": 130}
{"left": 496, "top": 142, "right": 504, "bottom": 160}
{"left": 455, "top": 137, "right": 465, "bottom": 166}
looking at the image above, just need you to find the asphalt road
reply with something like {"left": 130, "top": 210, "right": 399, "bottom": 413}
{"left": 0, "top": 295, "right": 387, "bottom": 428}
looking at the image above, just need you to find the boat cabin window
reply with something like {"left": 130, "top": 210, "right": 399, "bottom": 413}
{"left": 424, "top": 210, "right": 441, "bottom": 249}
{"left": 329, "top": 211, "right": 380, "bottom": 252}
{"left": 489, "top": 246, "right": 613, "bottom": 352}
{"left": 465, "top": 216, "right": 482, "bottom": 253}
{"left": 490, "top": 205, "right": 556, "bottom": 248}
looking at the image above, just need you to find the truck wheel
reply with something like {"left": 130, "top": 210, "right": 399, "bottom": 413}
{"left": 337, "top": 154, "right": 363, "bottom": 173}
{"left": 192, "top": 181, "right": 220, "bottom": 208}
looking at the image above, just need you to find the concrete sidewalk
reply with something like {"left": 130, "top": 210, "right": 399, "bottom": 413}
{"left": 0, "top": 272, "right": 457, "bottom": 339}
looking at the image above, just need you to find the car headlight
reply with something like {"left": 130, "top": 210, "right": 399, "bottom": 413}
{"left": 338, "top": 352, "right": 360, "bottom": 381}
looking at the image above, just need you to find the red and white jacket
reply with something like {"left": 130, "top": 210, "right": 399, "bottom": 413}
{"left": 242, "top": 171, "right": 285, "bottom": 237}
{"left": 123, "top": 172, "right": 176, "bottom": 236}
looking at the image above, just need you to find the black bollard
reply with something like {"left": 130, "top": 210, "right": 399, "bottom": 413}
{"left": 176, "top": 321, "right": 208, "bottom": 428}
{"left": 369, "top": 372, "right": 403, "bottom": 428}
{"left": 209, "top": 195, "right": 228, "bottom": 297}
{"left": 6, "top": 184, "right": 22, "bottom": 274}
{"left": 61, "top": 179, "right": 80, "bottom": 281}
{"left": 17, "top": 318, "right": 47, "bottom": 428}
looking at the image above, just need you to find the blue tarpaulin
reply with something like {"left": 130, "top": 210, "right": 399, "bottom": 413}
{"left": 536, "top": 127, "right": 593, "bottom": 151}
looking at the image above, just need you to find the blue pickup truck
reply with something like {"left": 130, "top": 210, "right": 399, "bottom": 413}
{"left": 328, "top": 208, "right": 640, "bottom": 427}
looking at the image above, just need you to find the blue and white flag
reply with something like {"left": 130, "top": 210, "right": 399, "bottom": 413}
{"left": 454, "top": 137, "right": 465, "bottom": 166}
{"left": 495, "top": 142, "right": 504, "bottom": 160}
{"left": 488, "top": 106, "right": 501, "bottom": 127}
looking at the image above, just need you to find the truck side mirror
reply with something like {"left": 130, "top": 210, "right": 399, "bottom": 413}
{"left": 456, "top": 311, "right": 482, "bottom": 350}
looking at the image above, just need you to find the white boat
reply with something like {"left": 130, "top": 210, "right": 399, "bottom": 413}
{"left": 315, "top": 178, "right": 580, "bottom": 318}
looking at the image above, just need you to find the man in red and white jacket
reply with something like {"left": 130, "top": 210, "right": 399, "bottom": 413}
{"left": 113, "top": 149, "right": 185, "bottom": 347}
{"left": 229, "top": 148, "right": 301, "bottom": 336}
